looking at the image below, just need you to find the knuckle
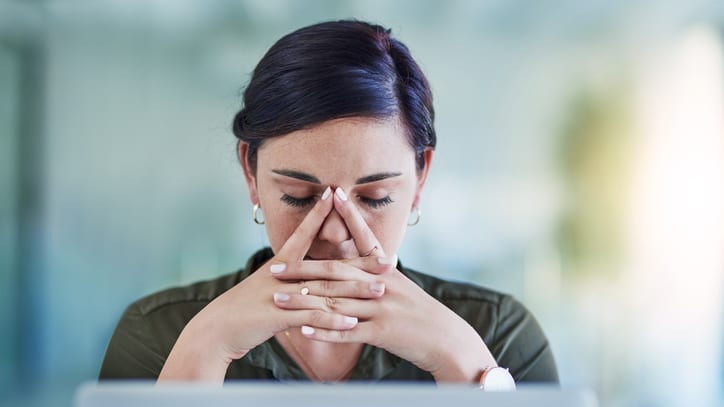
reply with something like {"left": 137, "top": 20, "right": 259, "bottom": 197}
{"left": 320, "top": 279, "right": 333, "bottom": 294}
{"left": 309, "top": 310, "right": 326, "bottom": 326}
{"left": 324, "top": 296, "right": 337, "bottom": 312}
{"left": 335, "top": 328, "right": 351, "bottom": 341}
{"left": 323, "top": 260, "right": 336, "bottom": 274}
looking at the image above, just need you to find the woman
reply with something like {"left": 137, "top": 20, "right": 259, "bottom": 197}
{"left": 99, "top": 20, "right": 558, "bottom": 386}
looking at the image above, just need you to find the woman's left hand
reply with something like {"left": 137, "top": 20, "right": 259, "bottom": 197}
{"left": 271, "top": 190, "right": 499, "bottom": 383}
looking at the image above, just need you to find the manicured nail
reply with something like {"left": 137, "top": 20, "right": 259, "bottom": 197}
{"left": 378, "top": 255, "right": 398, "bottom": 265}
{"left": 301, "top": 326, "right": 315, "bottom": 335}
{"left": 369, "top": 282, "right": 385, "bottom": 294}
{"left": 321, "top": 186, "right": 332, "bottom": 200}
{"left": 273, "top": 292, "right": 290, "bottom": 302}
{"left": 335, "top": 187, "right": 348, "bottom": 202}
{"left": 270, "top": 263, "right": 286, "bottom": 274}
{"left": 343, "top": 316, "right": 358, "bottom": 326}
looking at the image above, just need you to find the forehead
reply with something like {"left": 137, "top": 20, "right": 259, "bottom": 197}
{"left": 256, "top": 117, "right": 416, "bottom": 179}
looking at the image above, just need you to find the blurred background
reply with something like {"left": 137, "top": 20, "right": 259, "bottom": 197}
{"left": 1, "top": 0, "right": 723, "bottom": 406}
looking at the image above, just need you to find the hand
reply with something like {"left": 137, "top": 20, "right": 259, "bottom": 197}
{"left": 271, "top": 187, "right": 498, "bottom": 382}
{"left": 159, "top": 187, "right": 370, "bottom": 381}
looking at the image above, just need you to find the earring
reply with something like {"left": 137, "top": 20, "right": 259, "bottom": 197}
{"left": 253, "top": 203, "right": 265, "bottom": 225}
{"left": 407, "top": 207, "right": 421, "bottom": 227}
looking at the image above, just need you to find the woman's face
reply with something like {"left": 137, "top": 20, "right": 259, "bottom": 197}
{"left": 241, "top": 117, "right": 432, "bottom": 260}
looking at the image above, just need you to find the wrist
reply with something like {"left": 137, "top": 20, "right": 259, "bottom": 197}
{"left": 430, "top": 328, "right": 498, "bottom": 383}
{"left": 158, "top": 315, "right": 239, "bottom": 382}
{"left": 431, "top": 351, "right": 497, "bottom": 383}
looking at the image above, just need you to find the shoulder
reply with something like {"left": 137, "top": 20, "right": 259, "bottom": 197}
{"left": 129, "top": 270, "right": 247, "bottom": 317}
{"left": 401, "top": 265, "right": 517, "bottom": 311}
{"left": 100, "top": 248, "right": 274, "bottom": 379}
{"left": 99, "top": 269, "right": 249, "bottom": 379}
{"left": 400, "top": 265, "right": 534, "bottom": 339}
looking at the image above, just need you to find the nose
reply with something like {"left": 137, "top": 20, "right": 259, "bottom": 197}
{"left": 316, "top": 208, "right": 351, "bottom": 245}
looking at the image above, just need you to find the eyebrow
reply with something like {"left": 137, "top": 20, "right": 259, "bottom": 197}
{"left": 355, "top": 172, "right": 402, "bottom": 184}
{"left": 271, "top": 169, "right": 402, "bottom": 185}
{"left": 272, "top": 169, "right": 321, "bottom": 184}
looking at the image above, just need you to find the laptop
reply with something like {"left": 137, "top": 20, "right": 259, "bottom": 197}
{"left": 75, "top": 381, "right": 598, "bottom": 407}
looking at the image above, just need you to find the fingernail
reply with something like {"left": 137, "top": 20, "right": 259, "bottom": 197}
{"left": 301, "top": 326, "right": 315, "bottom": 335}
{"left": 335, "top": 187, "right": 348, "bottom": 202}
{"left": 369, "top": 282, "right": 385, "bottom": 294}
{"left": 270, "top": 263, "right": 286, "bottom": 274}
{"left": 273, "top": 292, "right": 290, "bottom": 302}
{"left": 343, "top": 316, "right": 358, "bottom": 326}
{"left": 378, "top": 255, "right": 398, "bottom": 265}
{"left": 321, "top": 186, "right": 332, "bottom": 200}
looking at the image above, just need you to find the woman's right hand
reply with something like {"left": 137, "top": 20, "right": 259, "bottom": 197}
{"left": 158, "top": 187, "right": 377, "bottom": 382}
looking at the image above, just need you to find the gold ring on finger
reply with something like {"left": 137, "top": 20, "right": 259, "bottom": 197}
{"left": 360, "top": 245, "right": 378, "bottom": 257}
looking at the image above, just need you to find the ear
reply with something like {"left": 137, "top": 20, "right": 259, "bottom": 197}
{"left": 239, "top": 142, "right": 259, "bottom": 205}
{"left": 412, "top": 147, "right": 434, "bottom": 210}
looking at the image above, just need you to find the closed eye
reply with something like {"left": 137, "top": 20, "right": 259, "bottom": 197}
{"left": 281, "top": 194, "right": 394, "bottom": 209}
{"left": 359, "top": 195, "right": 393, "bottom": 209}
{"left": 280, "top": 194, "right": 316, "bottom": 208}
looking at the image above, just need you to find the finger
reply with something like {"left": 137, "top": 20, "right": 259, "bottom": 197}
{"left": 276, "top": 279, "right": 385, "bottom": 299}
{"left": 273, "top": 293, "right": 379, "bottom": 319}
{"left": 333, "top": 187, "right": 387, "bottom": 258}
{"left": 275, "top": 186, "right": 333, "bottom": 262}
{"left": 282, "top": 309, "right": 359, "bottom": 331}
{"left": 271, "top": 257, "right": 395, "bottom": 281}
{"left": 299, "top": 321, "right": 378, "bottom": 345}
{"left": 340, "top": 255, "right": 398, "bottom": 274}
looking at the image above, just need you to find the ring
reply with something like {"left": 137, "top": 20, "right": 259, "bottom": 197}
{"left": 360, "top": 245, "right": 378, "bottom": 257}
{"left": 300, "top": 282, "right": 310, "bottom": 295}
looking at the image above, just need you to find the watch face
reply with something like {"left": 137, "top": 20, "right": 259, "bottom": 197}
{"left": 482, "top": 367, "right": 516, "bottom": 391}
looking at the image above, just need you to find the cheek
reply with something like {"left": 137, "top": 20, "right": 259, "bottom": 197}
{"left": 262, "top": 202, "right": 307, "bottom": 253}
{"left": 363, "top": 206, "right": 409, "bottom": 255}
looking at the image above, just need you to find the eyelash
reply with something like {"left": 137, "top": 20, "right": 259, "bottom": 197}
{"left": 280, "top": 194, "right": 316, "bottom": 208}
{"left": 359, "top": 195, "right": 393, "bottom": 209}
{"left": 280, "top": 194, "right": 394, "bottom": 209}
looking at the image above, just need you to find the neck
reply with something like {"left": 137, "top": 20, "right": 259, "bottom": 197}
{"left": 277, "top": 329, "right": 363, "bottom": 382}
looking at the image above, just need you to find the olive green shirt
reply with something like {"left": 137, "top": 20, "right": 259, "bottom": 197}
{"left": 99, "top": 248, "right": 558, "bottom": 383}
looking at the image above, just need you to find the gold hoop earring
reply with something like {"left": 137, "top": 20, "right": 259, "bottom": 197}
{"left": 407, "top": 207, "right": 421, "bottom": 227}
{"left": 253, "top": 203, "right": 265, "bottom": 225}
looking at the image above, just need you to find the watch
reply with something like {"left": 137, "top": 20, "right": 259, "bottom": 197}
{"left": 478, "top": 366, "right": 516, "bottom": 391}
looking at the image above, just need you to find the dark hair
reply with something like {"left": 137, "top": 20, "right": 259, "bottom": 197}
{"left": 232, "top": 20, "right": 436, "bottom": 172}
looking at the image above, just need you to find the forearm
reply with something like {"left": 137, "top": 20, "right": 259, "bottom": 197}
{"left": 430, "top": 322, "right": 498, "bottom": 383}
{"left": 157, "top": 317, "right": 238, "bottom": 382}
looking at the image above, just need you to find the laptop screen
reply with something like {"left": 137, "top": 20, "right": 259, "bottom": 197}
{"left": 75, "top": 381, "right": 598, "bottom": 407}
